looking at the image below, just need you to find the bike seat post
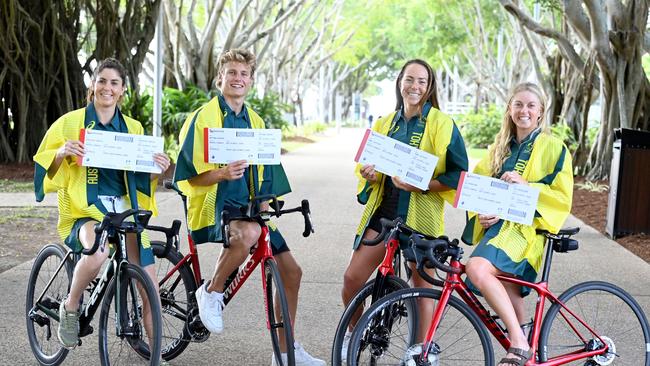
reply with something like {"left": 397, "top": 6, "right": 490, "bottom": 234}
{"left": 540, "top": 236, "right": 556, "bottom": 283}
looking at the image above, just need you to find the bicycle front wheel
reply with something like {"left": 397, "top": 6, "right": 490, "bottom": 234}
{"left": 348, "top": 287, "right": 494, "bottom": 366}
{"left": 331, "top": 275, "right": 416, "bottom": 366}
{"left": 151, "top": 241, "right": 198, "bottom": 361}
{"left": 264, "top": 259, "right": 295, "bottom": 366}
{"left": 25, "top": 244, "right": 73, "bottom": 366}
{"left": 539, "top": 281, "right": 650, "bottom": 365}
{"left": 98, "top": 263, "right": 162, "bottom": 366}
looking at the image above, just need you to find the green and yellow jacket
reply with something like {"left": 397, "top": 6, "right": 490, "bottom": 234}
{"left": 173, "top": 96, "right": 291, "bottom": 244}
{"left": 354, "top": 107, "right": 468, "bottom": 248}
{"left": 462, "top": 132, "right": 573, "bottom": 273}
{"left": 33, "top": 106, "right": 158, "bottom": 245}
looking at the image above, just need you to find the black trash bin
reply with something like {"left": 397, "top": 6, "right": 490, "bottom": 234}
{"left": 605, "top": 128, "right": 650, "bottom": 238}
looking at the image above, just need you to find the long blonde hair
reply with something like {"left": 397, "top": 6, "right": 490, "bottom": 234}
{"left": 488, "top": 82, "right": 548, "bottom": 176}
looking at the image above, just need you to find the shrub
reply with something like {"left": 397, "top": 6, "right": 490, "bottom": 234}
{"left": 550, "top": 120, "right": 578, "bottom": 153}
{"left": 457, "top": 105, "right": 503, "bottom": 148}
{"left": 246, "top": 90, "right": 291, "bottom": 130}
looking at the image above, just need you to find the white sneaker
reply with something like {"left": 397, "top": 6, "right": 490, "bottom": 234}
{"left": 271, "top": 342, "right": 326, "bottom": 366}
{"left": 340, "top": 331, "right": 352, "bottom": 363}
{"left": 195, "top": 283, "right": 224, "bottom": 333}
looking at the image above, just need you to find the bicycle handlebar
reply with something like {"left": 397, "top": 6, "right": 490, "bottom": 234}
{"left": 409, "top": 234, "right": 462, "bottom": 287}
{"left": 147, "top": 219, "right": 182, "bottom": 259}
{"left": 362, "top": 217, "right": 401, "bottom": 246}
{"left": 361, "top": 217, "right": 428, "bottom": 247}
{"left": 83, "top": 209, "right": 153, "bottom": 256}
{"left": 220, "top": 195, "right": 315, "bottom": 248}
{"left": 164, "top": 179, "right": 183, "bottom": 195}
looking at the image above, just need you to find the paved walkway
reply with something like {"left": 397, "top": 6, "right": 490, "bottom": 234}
{"left": 2, "top": 128, "right": 649, "bottom": 365}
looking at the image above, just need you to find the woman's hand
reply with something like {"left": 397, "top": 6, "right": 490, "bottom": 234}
{"left": 500, "top": 170, "right": 528, "bottom": 185}
{"left": 478, "top": 214, "right": 499, "bottom": 229}
{"left": 151, "top": 153, "right": 171, "bottom": 180}
{"left": 56, "top": 140, "right": 85, "bottom": 160}
{"left": 360, "top": 164, "right": 378, "bottom": 184}
{"left": 392, "top": 176, "right": 425, "bottom": 193}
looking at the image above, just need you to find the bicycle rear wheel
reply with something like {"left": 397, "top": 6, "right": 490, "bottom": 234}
{"left": 98, "top": 263, "right": 162, "bottom": 366}
{"left": 539, "top": 281, "right": 650, "bottom": 365}
{"left": 347, "top": 287, "right": 493, "bottom": 366}
{"left": 25, "top": 244, "right": 73, "bottom": 366}
{"left": 264, "top": 259, "right": 295, "bottom": 366}
{"left": 331, "top": 275, "right": 416, "bottom": 366}
{"left": 151, "top": 241, "right": 198, "bottom": 361}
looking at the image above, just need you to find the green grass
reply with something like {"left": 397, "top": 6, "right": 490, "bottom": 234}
{"left": 282, "top": 135, "right": 323, "bottom": 153}
{"left": 0, "top": 179, "right": 33, "bottom": 193}
{"left": 467, "top": 148, "right": 488, "bottom": 160}
{"left": 0, "top": 206, "right": 50, "bottom": 224}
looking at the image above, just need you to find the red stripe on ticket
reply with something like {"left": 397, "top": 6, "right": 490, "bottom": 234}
{"left": 203, "top": 128, "right": 209, "bottom": 163}
{"left": 354, "top": 129, "right": 372, "bottom": 162}
{"left": 77, "top": 128, "right": 86, "bottom": 166}
{"left": 453, "top": 171, "right": 467, "bottom": 208}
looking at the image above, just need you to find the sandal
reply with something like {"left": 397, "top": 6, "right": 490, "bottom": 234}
{"left": 498, "top": 347, "right": 533, "bottom": 366}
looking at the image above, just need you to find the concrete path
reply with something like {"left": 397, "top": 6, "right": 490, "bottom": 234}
{"left": 2, "top": 128, "right": 649, "bottom": 365}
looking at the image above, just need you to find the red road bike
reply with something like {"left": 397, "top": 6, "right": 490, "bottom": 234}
{"left": 151, "top": 181, "right": 314, "bottom": 365}
{"left": 347, "top": 227, "right": 650, "bottom": 365}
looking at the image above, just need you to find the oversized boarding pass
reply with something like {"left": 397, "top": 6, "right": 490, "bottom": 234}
{"left": 453, "top": 171, "right": 540, "bottom": 225}
{"left": 78, "top": 129, "right": 164, "bottom": 174}
{"left": 354, "top": 129, "right": 438, "bottom": 191}
{"left": 204, "top": 128, "right": 281, "bottom": 165}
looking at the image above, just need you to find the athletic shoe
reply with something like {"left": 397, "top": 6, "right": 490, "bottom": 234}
{"left": 195, "top": 283, "right": 224, "bottom": 333}
{"left": 271, "top": 342, "right": 326, "bottom": 366}
{"left": 57, "top": 298, "right": 79, "bottom": 348}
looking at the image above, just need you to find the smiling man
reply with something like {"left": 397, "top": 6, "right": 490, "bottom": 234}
{"left": 173, "top": 49, "right": 324, "bottom": 366}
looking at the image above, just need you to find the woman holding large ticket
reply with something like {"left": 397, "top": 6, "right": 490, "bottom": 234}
{"left": 340, "top": 59, "right": 468, "bottom": 355}
{"left": 33, "top": 58, "right": 170, "bottom": 350}
{"left": 462, "top": 82, "right": 573, "bottom": 366}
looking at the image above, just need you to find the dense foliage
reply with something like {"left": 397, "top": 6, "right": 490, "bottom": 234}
{"left": 457, "top": 105, "right": 503, "bottom": 148}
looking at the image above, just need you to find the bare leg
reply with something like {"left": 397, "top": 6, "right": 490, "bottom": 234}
{"left": 407, "top": 262, "right": 436, "bottom": 341}
{"left": 65, "top": 221, "right": 109, "bottom": 311}
{"left": 274, "top": 251, "right": 302, "bottom": 353}
{"left": 206, "top": 220, "right": 260, "bottom": 293}
{"left": 465, "top": 257, "right": 529, "bottom": 365}
{"left": 341, "top": 229, "right": 386, "bottom": 330}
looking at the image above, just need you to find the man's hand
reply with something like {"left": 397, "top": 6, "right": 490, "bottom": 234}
{"left": 218, "top": 160, "right": 249, "bottom": 181}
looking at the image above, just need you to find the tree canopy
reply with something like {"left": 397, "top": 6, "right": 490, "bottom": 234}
{"left": 0, "top": 0, "right": 647, "bottom": 179}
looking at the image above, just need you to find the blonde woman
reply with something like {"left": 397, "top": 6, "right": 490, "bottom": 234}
{"left": 463, "top": 82, "right": 573, "bottom": 366}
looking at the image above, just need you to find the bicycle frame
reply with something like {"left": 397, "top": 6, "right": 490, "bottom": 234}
{"left": 29, "top": 234, "right": 131, "bottom": 341}
{"left": 421, "top": 249, "right": 611, "bottom": 366}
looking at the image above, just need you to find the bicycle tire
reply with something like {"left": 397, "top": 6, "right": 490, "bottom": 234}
{"left": 347, "top": 287, "right": 494, "bottom": 366}
{"left": 331, "top": 275, "right": 415, "bottom": 366}
{"left": 98, "top": 263, "right": 162, "bottom": 366}
{"left": 265, "top": 259, "right": 295, "bottom": 366}
{"left": 151, "top": 241, "right": 198, "bottom": 361}
{"left": 538, "top": 280, "right": 650, "bottom": 365}
{"left": 25, "top": 244, "right": 74, "bottom": 366}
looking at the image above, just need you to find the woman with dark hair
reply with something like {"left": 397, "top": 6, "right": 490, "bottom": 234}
{"left": 463, "top": 82, "right": 573, "bottom": 366}
{"left": 33, "top": 57, "right": 170, "bottom": 351}
{"left": 339, "top": 59, "right": 468, "bottom": 356}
